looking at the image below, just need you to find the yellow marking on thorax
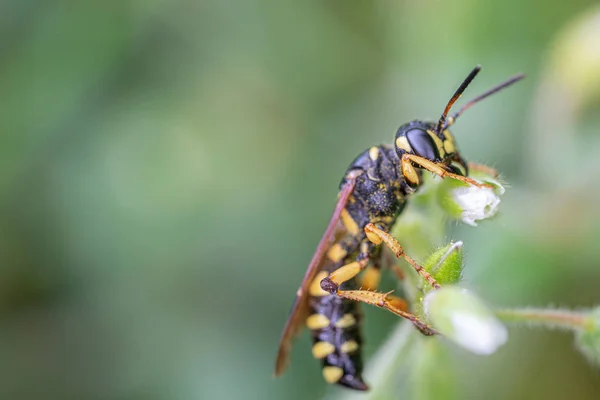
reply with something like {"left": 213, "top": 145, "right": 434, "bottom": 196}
{"left": 368, "top": 146, "right": 380, "bottom": 161}
{"left": 373, "top": 215, "right": 393, "bottom": 224}
{"left": 444, "top": 138, "right": 456, "bottom": 154}
{"left": 341, "top": 209, "right": 359, "bottom": 236}
{"left": 327, "top": 243, "right": 347, "bottom": 263}
{"left": 340, "top": 340, "right": 359, "bottom": 353}
{"left": 309, "top": 271, "right": 330, "bottom": 297}
{"left": 323, "top": 366, "right": 344, "bottom": 383}
{"left": 312, "top": 341, "right": 335, "bottom": 359}
{"left": 395, "top": 136, "right": 412, "bottom": 152}
{"left": 426, "top": 130, "right": 446, "bottom": 158}
{"left": 306, "top": 314, "right": 330, "bottom": 330}
{"left": 334, "top": 313, "right": 357, "bottom": 329}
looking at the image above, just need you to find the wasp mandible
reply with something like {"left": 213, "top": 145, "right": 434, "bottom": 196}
{"left": 274, "top": 66, "right": 524, "bottom": 391}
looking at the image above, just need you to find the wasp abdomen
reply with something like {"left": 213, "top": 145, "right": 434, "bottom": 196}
{"left": 308, "top": 273, "right": 368, "bottom": 391}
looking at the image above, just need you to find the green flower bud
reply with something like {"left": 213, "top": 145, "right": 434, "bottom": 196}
{"left": 424, "top": 286, "right": 508, "bottom": 355}
{"left": 424, "top": 241, "right": 463, "bottom": 286}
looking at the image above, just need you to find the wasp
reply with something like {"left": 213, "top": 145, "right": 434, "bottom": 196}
{"left": 274, "top": 66, "right": 524, "bottom": 391}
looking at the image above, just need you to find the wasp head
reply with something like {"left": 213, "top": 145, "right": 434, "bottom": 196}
{"left": 394, "top": 120, "right": 468, "bottom": 176}
{"left": 392, "top": 67, "right": 525, "bottom": 179}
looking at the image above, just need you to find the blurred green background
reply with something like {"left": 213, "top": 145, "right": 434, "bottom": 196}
{"left": 2, "top": 1, "right": 600, "bottom": 399}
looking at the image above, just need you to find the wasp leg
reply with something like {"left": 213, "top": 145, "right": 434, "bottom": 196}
{"left": 468, "top": 162, "right": 499, "bottom": 178}
{"left": 364, "top": 223, "right": 441, "bottom": 290}
{"left": 363, "top": 251, "right": 404, "bottom": 288}
{"left": 359, "top": 266, "right": 381, "bottom": 291}
{"left": 381, "top": 248, "right": 405, "bottom": 281}
{"left": 357, "top": 247, "right": 382, "bottom": 291}
{"left": 387, "top": 263, "right": 405, "bottom": 281}
{"left": 341, "top": 289, "right": 434, "bottom": 335}
{"left": 401, "top": 153, "right": 492, "bottom": 188}
{"left": 325, "top": 286, "right": 435, "bottom": 335}
{"left": 320, "top": 259, "right": 436, "bottom": 336}
{"left": 324, "top": 259, "right": 370, "bottom": 288}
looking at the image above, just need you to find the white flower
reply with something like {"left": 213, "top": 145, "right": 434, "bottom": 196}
{"left": 437, "top": 173, "right": 505, "bottom": 226}
{"left": 451, "top": 183, "right": 503, "bottom": 226}
{"left": 424, "top": 286, "right": 508, "bottom": 355}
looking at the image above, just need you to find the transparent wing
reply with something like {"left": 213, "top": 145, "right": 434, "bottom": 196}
{"left": 273, "top": 175, "right": 357, "bottom": 376}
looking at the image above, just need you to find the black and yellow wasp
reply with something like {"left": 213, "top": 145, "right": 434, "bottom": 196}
{"left": 274, "top": 66, "right": 524, "bottom": 390}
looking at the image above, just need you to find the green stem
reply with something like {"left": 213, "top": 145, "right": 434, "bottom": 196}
{"left": 326, "top": 322, "right": 417, "bottom": 400}
{"left": 495, "top": 308, "right": 590, "bottom": 331}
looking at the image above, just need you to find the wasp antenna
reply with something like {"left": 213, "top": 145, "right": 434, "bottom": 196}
{"left": 444, "top": 72, "right": 525, "bottom": 129}
{"left": 435, "top": 65, "right": 482, "bottom": 135}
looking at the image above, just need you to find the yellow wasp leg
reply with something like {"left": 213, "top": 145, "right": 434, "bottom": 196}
{"left": 468, "top": 162, "right": 499, "bottom": 178}
{"left": 401, "top": 153, "right": 492, "bottom": 188}
{"left": 358, "top": 249, "right": 402, "bottom": 290}
{"left": 339, "top": 289, "right": 435, "bottom": 335}
{"left": 359, "top": 267, "right": 381, "bottom": 291}
{"left": 364, "top": 223, "right": 441, "bottom": 290}
{"left": 380, "top": 247, "right": 406, "bottom": 281}
{"left": 320, "top": 258, "right": 436, "bottom": 335}
{"left": 325, "top": 258, "right": 380, "bottom": 291}
{"left": 387, "top": 263, "right": 405, "bottom": 281}
{"left": 326, "top": 259, "right": 370, "bottom": 287}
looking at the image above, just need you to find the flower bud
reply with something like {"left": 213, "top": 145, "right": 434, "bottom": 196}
{"left": 438, "top": 173, "right": 505, "bottom": 226}
{"left": 424, "top": 241, "right": 463, "bottom": 286}
{"left": 424, "top": 286, "right": 508, "bottom": 355}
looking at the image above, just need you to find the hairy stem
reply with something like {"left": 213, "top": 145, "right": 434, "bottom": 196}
{"left": 495, "top": 308, "right": 591, "bottom": 331}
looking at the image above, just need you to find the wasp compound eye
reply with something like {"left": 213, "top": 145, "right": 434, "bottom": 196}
{"left": 406, "top": 129, "right": 440, "bottom": 161}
